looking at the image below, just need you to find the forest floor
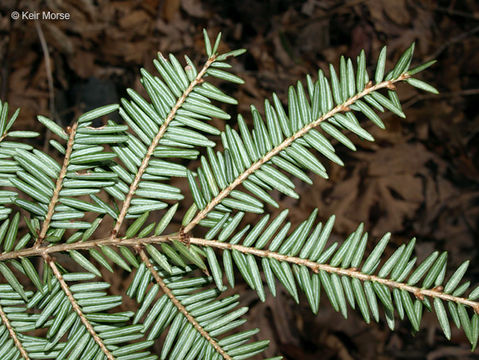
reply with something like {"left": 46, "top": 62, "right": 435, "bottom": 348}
{"left": 1, "top": 0, "right": 479, "bottom": 359}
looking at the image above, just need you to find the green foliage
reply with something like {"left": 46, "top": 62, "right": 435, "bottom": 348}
{"left": 0, "top": 100, "right": 39, "bottom": 221}
{"left": 0, "top": 29, "right": 475, "bottom": 360}
{"left": 128, "top": 265, "right": 269, "bottom": 359}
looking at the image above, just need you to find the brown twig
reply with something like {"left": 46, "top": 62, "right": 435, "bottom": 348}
{"left": 183, "top": 75, "right": 410, "bottom": 234}
{"left": 138, "top": 248, "right": 232, "bottom": 360}
{"left": 34, "top": 20, "right": 55, "bottom": 124}
{"left": 45, "top": 255, "right": 114, "bottom": 360}
{"left": 0, "top": 3, "right": 16, "bottom": 100}
{"left": 111, "top": 55, "right": 217, "bottom": 239}
{"left": 426, "top": 24, "right": 479, "bottom": 62}
{"left": 0, "top": 234, "right": 171, "bottom": 261}
{"left": 34, "top": 20, "right": 57, "bottom": 153}
{"left": 435, "top": 6, "right": 479, "bottom": 21}
{"left": 34, "top": 122, "right": 78, "bottom": 247}
{"left": 0, "top": 303, "right": 30, "bottom": 360}
{"left": 398, "top": 88, "right": 479, "bottom": 113}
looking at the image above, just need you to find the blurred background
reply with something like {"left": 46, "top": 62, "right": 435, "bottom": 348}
{"left": 0, "top": 0, "right": 478, "bottom": 359}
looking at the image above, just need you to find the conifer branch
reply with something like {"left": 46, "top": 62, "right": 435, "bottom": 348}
{"left": 1, "top": 34, "right": 458, "bottom": 358}
{"left": 4, "top": 230, "right": 478, "bottom": 313}
{"left": 138, "top": 247, "right": 233, "bottom": 360}
{"left": 34, "top": 122, "right": 78, "bottom": 247}
{"left": 44, "top": 255, "right": 115, "bottom": 360}
{"left": 111, "top": 55, "right": 217, "bottom": 238}
{"left": 0, "top": 303, "right": 30, "bottom": 360}
{"left": 183, "top": 76, "right": 409, "bottom": 234}
{"left": 188, "top": 237, "right": 479, "bottom": 313}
